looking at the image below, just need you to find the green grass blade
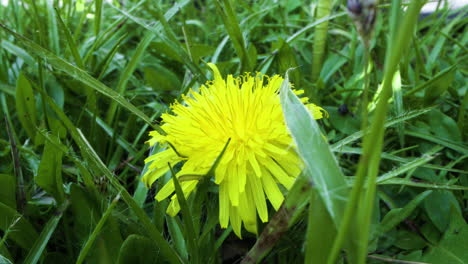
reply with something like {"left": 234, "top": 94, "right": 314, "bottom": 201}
{"left": 377, "top": 146, "right": 442, "bottom": 183}
{"left": 169, "top": 166, "right": 199, "bottom": 264}
{"left": 214, "top": 0, "right": 253, "bottom": 72}
{"left": 405, "top": 131, "right": 467, "bottom": 155}
{"left": 105, "top": 31, "right": 154, "bottom": 124}
{"left": 23, "top": 201, "right": 70, "bottom": 264}
{"left": 311, "top": 0, "right": 332, "bottom": 83}
{"left": 55, "top": 8, "right": 84, "bottom": 69}
{"left": 46, "top": 0, "right": 60, "bottom": 54}
{"left": 377, "top": 190, "right": 432, "bottom": 235}
{"left": 331, "top": 107, "right": 435, "bottom": 151}
{"left": 377, "top": 178, "right": 468, "bottom": 191}
{"left": 94, "top": 0, "right": 103, "bottom": 36}
{"left": 76, "top": 194, "right": 120, "bottom": 264}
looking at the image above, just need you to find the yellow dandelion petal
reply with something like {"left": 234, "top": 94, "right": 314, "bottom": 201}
{"left": 261, "top": 167, "right": 284, "bottom": 210}
{"left": 219, "top": 182, "right": 230, "bottom": 228}
{"left": 142, "top": 64, "right": 326, "bottom": 238}
{"left": 230, "top": 205, "right": 243, "bottom": 238}
{"left": 248, "top": 173, "right": 268, "bottom": 222}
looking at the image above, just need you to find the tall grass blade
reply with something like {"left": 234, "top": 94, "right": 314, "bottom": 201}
{"left": 23, "top": 201, "right": 70, "bottom": 264}
{"left": 76, "top": 194, "right": 120, "bottom": 264}
{"left": 311, "top": 0, "right": 332, "bottom": 83}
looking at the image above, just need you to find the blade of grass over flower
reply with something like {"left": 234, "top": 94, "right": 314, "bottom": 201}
{"left": 42, "top": 93, "right": 183, "bottom": 264}
{"left": 0, "top": 23, "right": 163, "bottom": 133}
{"left": 280, "top": 74, "right": 348, "bottom": 227}
{"left": 178, "top": 138, "right": 231, "bottom": 182}
{"left": 23, "top": 201, "right": 70, "bottom": 264}
{"left": 169, "top": 165, "right": 199, "bottom": 264}
{"left": 76, "top": 194, "right": 120, "bottom": 264}
{"left": 328, "top": 1, "right": 426, "bottom": 263}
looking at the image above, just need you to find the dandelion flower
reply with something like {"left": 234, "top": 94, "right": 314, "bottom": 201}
{"left": 143, "top": 63, "right": 326, "bottom": 238}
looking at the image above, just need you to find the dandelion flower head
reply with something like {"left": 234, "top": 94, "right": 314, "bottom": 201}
{"left": 143, "top": 63, "right": 325, "bottom": 237}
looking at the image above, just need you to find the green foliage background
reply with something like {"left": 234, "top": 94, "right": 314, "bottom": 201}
{"left": 0, "top": 0, "right": 467, "bottom": 263}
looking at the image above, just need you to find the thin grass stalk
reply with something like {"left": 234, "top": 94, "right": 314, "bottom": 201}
{"left": 169, "top": 165, "right": 199, "bottom": 264}
{"left": 55, "top": 8, "right": 85, "bottom": 69}
{"left": 76, "top": 194, "right": 120, "bottom": 264}
{"left": 356, "top": 2, "right": 425, "bottom": 262}
{"left": 94, "top": 0, "right": 103, "bottom": 36}
{"left": 311, "top": 0, "right": 332, "bottom": 83}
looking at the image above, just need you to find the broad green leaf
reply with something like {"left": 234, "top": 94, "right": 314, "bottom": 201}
{"left": 394, "top": 230, "right": 427, "bottom": 250}
{"left": 117, "top": 235, "right": 161, "bottom": 264}
{"left": 0, "top": 174, "right": 15, "bottom": 209}
{"left": 0, "top": 255, "right": 13, "bottom": 264}
{"left": 305, "top": 188, "right": 337, "bottom": 264}
{"left": 422, "top": 207, "right": 468, "bottom": 264}
{"left": 424, "top": 190, "right": 461, "bottom": 232}
{"left": 145, "top": 66, "right": 181, "bottom": 92}
{"left": 423, "top": 65, "right": 456, "bottom": 105}
{"left": 280, "top": 74, "right": 348, "bottom": 227}
{"left": 36, "top": 134, "right": 65, "bottom": 202}
{"left": 15, "top": 73, "right": 37, "bottom": 140}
